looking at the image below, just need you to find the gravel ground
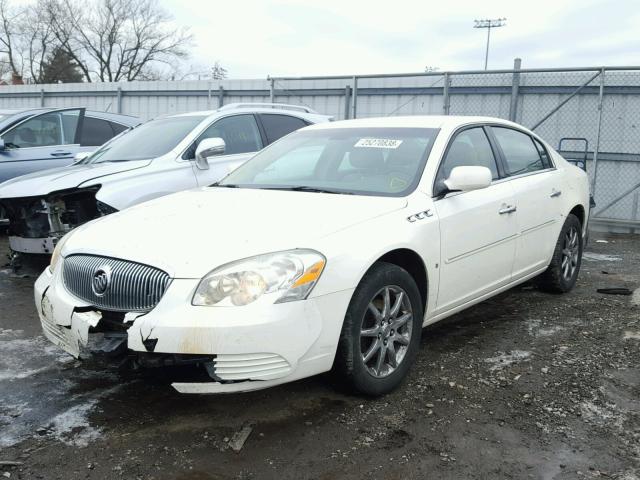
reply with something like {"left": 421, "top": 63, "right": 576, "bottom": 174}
{"left": 0, "top": 232, "right": 638, "bottom": 480}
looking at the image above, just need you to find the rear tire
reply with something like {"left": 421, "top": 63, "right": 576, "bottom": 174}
{"left": 333, "top": 262, "right": 423, "bottom": 396}
{"left": 538, "top": 213, "right": 583, "bottom": 293}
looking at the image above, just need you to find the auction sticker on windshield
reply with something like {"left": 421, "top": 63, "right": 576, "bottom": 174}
{"left": 354, "top": 138, "right": 403, "bottom": 149}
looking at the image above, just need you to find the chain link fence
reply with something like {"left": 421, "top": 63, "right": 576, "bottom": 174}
{"left": 0, "top": 64, "right": 639, "bottom": 232}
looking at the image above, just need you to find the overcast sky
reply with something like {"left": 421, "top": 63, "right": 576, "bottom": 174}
{"left": 165, "top": 0, "right": 640, "bottom": 79}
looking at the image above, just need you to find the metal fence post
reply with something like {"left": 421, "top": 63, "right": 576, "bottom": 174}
{"left": 509, "top": 58, "right": 521, "bottom": 122}
{"left": 591, "top": 68, "right": 605, "bottom": 199}
{"left": 344, "top": 85, "right": 352, "bottom": 120}
{"left": 218, "top": 86, "right": 225, "bottom": 108}
{"left": 269, "top": 78, "right": 275, "bottom": 103}
{"left": 352, "top": 76, "right": 358, "bottom": 119}
{"left": 442, "top": 73, "right": 451, "bottom": 115}
{"left": 40, "top": 88, "right": 45, "bottom": 107}
{"left": 116, "top": 87, "right": 122, "bottom": 114}
{"left": 207, "top": 83, "right": 212, "bottom": 109}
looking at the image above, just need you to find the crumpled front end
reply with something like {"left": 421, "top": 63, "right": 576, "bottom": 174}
{"left": 2, "top": 187, "right": 115, "bottom": 255}
{"left": 34, "top": 255, "right": 353, "bottom": 394}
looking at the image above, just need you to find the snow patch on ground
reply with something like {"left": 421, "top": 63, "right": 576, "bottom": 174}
{"left": 0, "top": 333, "right": 72, "bottom": 381}
{"left": 49, "top": 401, "right": 103, "bottom": 447}
{"left": 526, "top": 319, "right": 566, "bottom": 337}
{"left": 484, "top": 350, "right": 532, "bottom": 371}
{"left": 632, "top": 288, "right": 640, "bottom": 307}
{"left": 580, "top": 401, "right": 623, "bottom": 428}
{"left": 0, "top": 328, "right": 126, "bottom": 448}
{"left": 583, "top": 252, "right": 622, "bottom": 262}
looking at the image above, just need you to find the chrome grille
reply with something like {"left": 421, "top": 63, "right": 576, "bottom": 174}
{"left": 62, "top": 255, "right": 171, "bottom": 312}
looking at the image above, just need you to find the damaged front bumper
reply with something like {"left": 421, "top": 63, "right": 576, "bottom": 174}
{"left": 2, "top": 187, "right": 112, "bottom": 255}
{"left": 35, "top": 266, "right": 353, "bottom": 394}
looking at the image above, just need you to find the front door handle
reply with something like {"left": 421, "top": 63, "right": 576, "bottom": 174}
{"left": 499, "top": 205, "right": 517, "bottom": 215}
{"left": 550, "top": 189, "right": 562, "bottom": 198}
{"left": 50, "top": 150, "right": 71, "bottom": 157}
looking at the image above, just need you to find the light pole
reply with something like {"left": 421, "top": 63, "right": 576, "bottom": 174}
{"left": 474, "top": 18, "right": 506, "bottom": 70}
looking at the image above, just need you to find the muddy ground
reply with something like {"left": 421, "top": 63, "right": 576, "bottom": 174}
{"left": 0, "top": 233, "right": 638, "bottom": 480}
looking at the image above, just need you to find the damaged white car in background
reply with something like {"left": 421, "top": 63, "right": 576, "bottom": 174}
{"left": 35, "top": 115, "right": 589, "bottom": 395}
{"left": 0, "top": 103, "right": 331, "bottom": 258}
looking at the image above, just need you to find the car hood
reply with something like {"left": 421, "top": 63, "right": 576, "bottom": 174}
{"left": 0, "top": 160, "right": 152, "bottom": 198}
{"left": 63, "top": 187, "right": 408, "bottom": 278}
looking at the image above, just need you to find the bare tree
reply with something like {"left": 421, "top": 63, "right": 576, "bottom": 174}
{"left": 0, "top": 0, "right": 56, "bottom": 83}
{"left": 45, "top": 0, "right": 193, "bottom": 82}
{"left": 211, "top": 61, "right": 228, "bottom": 80}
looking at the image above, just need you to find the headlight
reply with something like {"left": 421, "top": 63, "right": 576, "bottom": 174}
{"left": 50, "top": 230, "right": 74, "bottom": 271}
{"left": 192, "top": 249, "right": 326, "bottom": 307}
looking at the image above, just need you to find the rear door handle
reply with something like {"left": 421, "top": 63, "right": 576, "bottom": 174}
{"left": 550, "top": 189, "right": 562, "bottom": 198}
{"left": 50, "top": 150, "right": 71, "bottom": 157}
{"left": 499, "top": 205, "right": 517, "bottom": 215}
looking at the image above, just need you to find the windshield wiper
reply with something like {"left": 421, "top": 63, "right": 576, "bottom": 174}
{"left": 211, "top": 182, "right": 240, "bottom": 188}
{"left": 260, "top": 186, "right": 353, "bottom": 195}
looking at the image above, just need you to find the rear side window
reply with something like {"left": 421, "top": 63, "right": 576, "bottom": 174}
{"left": 492, "top": 127, "right": 546, "bottom": 176}
{"left": 439, "top": 127, "right": 499, "bottom": 180}
{"left": 80, "top": 117, "right": 115, "bottom": 146}
{"left": 259, "top": 114, "right": 308, "bottom": 144}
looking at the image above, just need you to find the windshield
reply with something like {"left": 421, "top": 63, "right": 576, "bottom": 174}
{"left": 87, "top": 115, "right": 206, "bottom": 163}
{"left": 219, "top": 127, "right": 439, "bottom": 196}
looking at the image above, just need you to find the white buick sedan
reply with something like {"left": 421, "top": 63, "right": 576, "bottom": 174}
{"left": 35, "top": 116, "right": 589, "bottom": 396}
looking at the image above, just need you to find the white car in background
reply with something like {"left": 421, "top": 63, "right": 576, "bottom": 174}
{"left": 35, "top": 115, "right": 589, "bottom": 396}
{"left": 0, "top": 103, "right": 331, "bottom": 255}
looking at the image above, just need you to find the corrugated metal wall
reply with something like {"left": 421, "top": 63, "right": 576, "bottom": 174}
{"left": 0, "top": 68, "right": 639, "bottom": 231}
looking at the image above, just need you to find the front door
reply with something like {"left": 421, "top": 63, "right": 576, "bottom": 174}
{"left": 434, "top": 126, "right": 519, "bottom": 313}
{"left": 187, "top": 114, "right": 263, "bottom": 186}
{"left": 0, "top": 108, "right": 85, "bottom": 183}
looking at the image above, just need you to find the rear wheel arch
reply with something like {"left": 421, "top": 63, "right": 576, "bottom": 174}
{"left": 569, "top": 204, "right": 585, "bottom": 227}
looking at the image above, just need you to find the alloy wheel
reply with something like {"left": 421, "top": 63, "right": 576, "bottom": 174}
{"left": 360, "top": 286, "right": 413, "bottom": 378}
{"left": 561, "top": 226, "right": 580, "bottom": 281}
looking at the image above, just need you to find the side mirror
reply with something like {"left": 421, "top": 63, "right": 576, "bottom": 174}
{"left": 0, "top": 138, "right": 5, "bottom": 151}
{"left": 74, "top": 151, "right": 93, "bottom": 163}
{"left": 443, "top": 166, "right": 492, "bottom": 193}
{"left": 194, "top": 137, "right": 226, "bottom": 170}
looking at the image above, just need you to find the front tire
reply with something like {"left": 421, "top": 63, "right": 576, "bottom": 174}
{"left": 538, "top": 213, "right": 583, "bottom": 293}
{"left": 333, "top": 262, "right": 423, "bottom": 396}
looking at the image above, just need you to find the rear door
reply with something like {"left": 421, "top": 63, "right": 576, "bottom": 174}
{"left": 0, "top": 108, "right": 85, "bottom": 183}
{"left": 489, "top": 126, "right": 563, "bottom": 279}
{"left": 433, "top": 126, "right": 518, "bottom": 313}
{"left": 188, "top": 114, "right": 263, "bottom": 186}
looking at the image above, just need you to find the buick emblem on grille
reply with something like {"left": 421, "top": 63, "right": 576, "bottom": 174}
{"left": 91, "top": 265, "right": 112, "bottom": 297}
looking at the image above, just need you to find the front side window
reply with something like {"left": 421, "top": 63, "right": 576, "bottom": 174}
{"left": 259, "top": 114, "right": 308, "bottom": 144}
{"left": 439, "top": 127, "right": 499, "bottom": 180}
{"left": 87, "top": 115, "right": 206, "bottom": 163}
{"left": 2, "top": 109, "right": 81, "bottom": 148}
{"left": 187, "top": 114, "right": 262, "bottom": 158}
{"left": 220, "top": 127, "right": 439, "bottom": 197}
{"left": 492, "top": 127, "right": 546, "bottom": 176}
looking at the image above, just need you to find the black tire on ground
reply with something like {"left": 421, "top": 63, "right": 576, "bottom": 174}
{"left": 537, "top": 213, "right": 583, "bottom": 293}
{"left": 333, "top": 262, "right": 423, "bottom": 396}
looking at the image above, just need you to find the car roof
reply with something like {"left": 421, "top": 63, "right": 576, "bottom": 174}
{"left": 301, "top": 115, "right": 524, "bottom": 131}
{"left": 169, "top": 104, "right": 332, "bottom": 123}
{"left": 0, "top": 107, "right": 140, "bottom": 126}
